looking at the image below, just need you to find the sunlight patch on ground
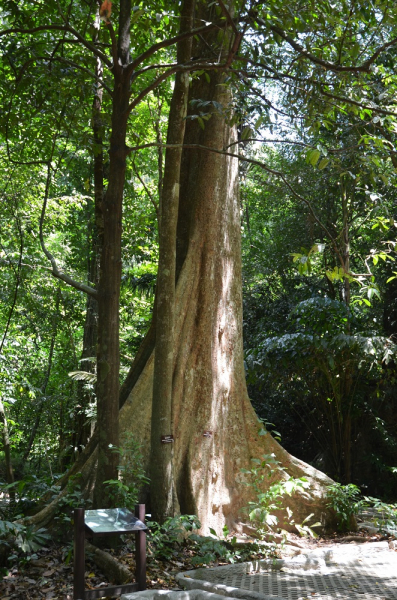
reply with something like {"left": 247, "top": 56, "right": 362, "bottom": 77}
{"left": 175, "top": 542, "right": 397, "bottom": 600}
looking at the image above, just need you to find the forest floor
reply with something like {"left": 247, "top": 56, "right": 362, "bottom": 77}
{"left": 0, "top": 529, "right": 393, "bottom": 600}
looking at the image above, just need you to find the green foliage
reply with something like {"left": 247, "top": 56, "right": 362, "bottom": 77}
{"left": 0, "top": 474, "right": 60, "bottom": 521}
{"left": 363, "top": 497, "right": 397, "bottom": 534}
{"left": 326, "top": 483, "right": 363, "bottom": 532}
{"left": 247, "top": 298, "right": 396, "bottom": 377}
{"left": 52, "top": 473, "right": 92, "bottom": 533}
{"left": 245, "top": 290, "right": 397, "bottom": 484}
{"left": 291, "top": 244, "right": 324, "bottom": 276}
{"left": 0, "top": 519, "right": 50, "bottom": 560}
{"left": 326, "top": 483, "right": 397, "bottom": 533}
{"left": 104, "top": 434, "right": 149, "bottom": 510}
{"left": 242, "top": 453, "right": 319, "bottom": 539}
{"left": 147, "top": 514, "right": 200, "bottom": 560}
{"left": 14, "top": 527, "right": 51, "bottom": 555}
{"left": 257, "top": 419, "right": 282, "bottom": 442}
{"left": 189, "top": 531, "right": 242, "bottom": 565}
{"left": 146, "top": 514, "right": 260, "bottom": 565}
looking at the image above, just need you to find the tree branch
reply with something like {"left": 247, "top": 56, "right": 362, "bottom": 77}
{"left": 218, "top": 0, "right": 238, "bottom": 35}
{"left": 15, "top": 55, "right": 113, "bottom": 96}
{"left": 317, "top": 86, "right": 397, "bottom": 117}
{"left": 126, "top": 21, "right": 222, "bottom": 75}
{"left": 39, "top": 163, "right": 98, "bottom": 299}
{"left": 235, "top": 56, "right": 397, "bottom": 117}
{"left": 107, "top": 22, "right": 119, "bottom": 67}
{"left": 0, "top": 25, "right": 112, "bottom": 68}
{"left": 268, "top": 23, "right": 397, "bottom": 74}
{"left": 128, "top": 61, "right": 228, "bottom": 113}
{"left": 217, "top": 0, "right": 244, "bottom": 68}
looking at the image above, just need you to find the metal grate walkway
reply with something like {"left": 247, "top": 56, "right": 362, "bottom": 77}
{"left": 177, "top": 542, "right": 397, "bottom": 600}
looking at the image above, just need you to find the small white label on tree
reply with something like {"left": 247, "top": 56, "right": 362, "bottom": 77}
{"left": 161, "top": 435, "right": 174, "bottom": 443}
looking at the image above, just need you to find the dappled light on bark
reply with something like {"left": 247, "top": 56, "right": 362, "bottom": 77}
{"left": 121, "top": 75, "right": 333, "bottom": 534}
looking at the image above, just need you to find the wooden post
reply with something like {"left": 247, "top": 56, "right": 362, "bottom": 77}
{"left": 73, "top": 508, "right": 86, "bottom": 600}
{"left": 135, "top": 504, "right": 146, "bottom": 590}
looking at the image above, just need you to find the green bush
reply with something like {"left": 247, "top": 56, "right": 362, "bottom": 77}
{"left": 146, "top": 514, "right": 258, "bottom": 565}
{"left": 326, "top": 483, "right": 362, "bottom": 531}
{"left": 242, "top": 452, "right": 319, "bottom": 539}
{"left": 146, "top": 514, "right": 200, "bottom": 560}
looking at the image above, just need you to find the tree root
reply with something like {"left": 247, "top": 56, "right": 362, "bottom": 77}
{"left": 86, "top": 541, "right": 132, "bottom": 584}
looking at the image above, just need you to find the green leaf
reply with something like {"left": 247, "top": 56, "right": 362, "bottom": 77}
{"left": 380, "top": 174, "right": 389, "bottom": 185}
{"left": 241, "top": 126, "right": 253, "bottom": 140}
{"left": 131, "top": 9, "right": 144, "bottom": 24}
{"left": 318, "top": 158, "right": 330, "bottom": 170}
{"left": 306, "top": 149, "right": 321, "bottom": 166}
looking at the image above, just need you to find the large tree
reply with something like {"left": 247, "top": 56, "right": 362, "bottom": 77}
{"left": 4, "top": 0, "right": 397, "bottom": 533}
{"left": 122, "top": 2, "right": 333, "bottom": 531}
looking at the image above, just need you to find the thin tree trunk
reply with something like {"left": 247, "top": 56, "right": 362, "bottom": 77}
{"left": 0, "top": 201, "right": 23, "bottom": 489}
{"left": 340, "top": 179, "right": 353, "bottom": 482}
{"left": 93, "top": 1, "right": 132, "bottom": 506}
{"left": 0, "top": 399, "right": 14, "bottom": 490}
{"left": 69, "top": 9, "right": 102, "bottom": 464}
{"left": 341, "top": 181, "right": 351, "bottom": 306}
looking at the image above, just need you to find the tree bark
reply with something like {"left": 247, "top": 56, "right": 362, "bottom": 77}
{"left": 93, "top": 2, "right": 132, "bottom": 507}
{"left": 150, "top": 0, "right": 195, "bottom": 523}
{"left": 121, "top": 65, "right": 333, "bottom": 533}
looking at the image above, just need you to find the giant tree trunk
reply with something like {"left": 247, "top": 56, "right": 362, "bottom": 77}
{"left": 120, "top": 70, "right": 333, "bottom": 533}
{"left": 150, "top": 0, "right": 194, "bottom": 523}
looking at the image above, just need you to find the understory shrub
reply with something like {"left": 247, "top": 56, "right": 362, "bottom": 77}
{"left": 326, "top": 482, "right": 397, "bottom": 533}
{"left": 146, "top": 514, "right": 264, "bottom": 565}
{"left": 242, "top": 446, "right": 321, "bottom": 539}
